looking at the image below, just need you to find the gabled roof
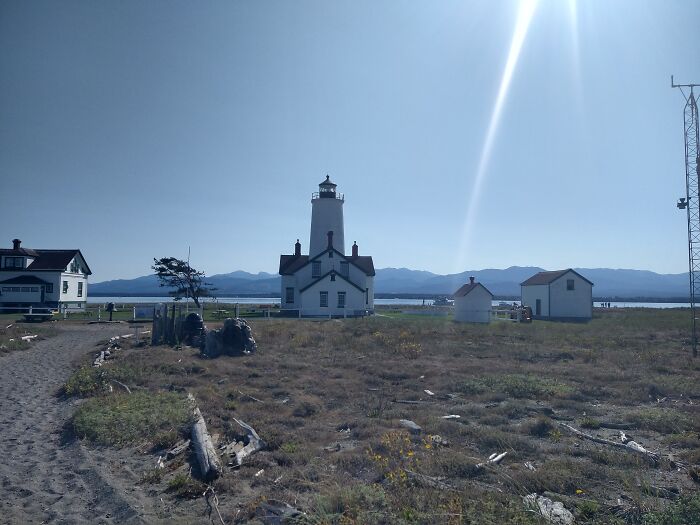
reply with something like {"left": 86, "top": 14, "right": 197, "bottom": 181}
{"left": 0, "top": 275, "right": 51, "bottom": 285}
{"left": 279, "top": 255, "right": 309, "bottom": 275}
{"left": 453, "top": 282, "right": 493, "bottom": 298}
{"left": 279, "top": 248, "right": 375, "bottom": 276}
{"left": 299, "top": 270, "right": 365, "bottom": 293}
{"left": 0, "top": 249, "right": 92, "bottom": 275}
{"left": 521, "top": 269, "right": 593, "bottom": 286}
{"left": 0, "top": 248, "right": 40, "bottom": 257}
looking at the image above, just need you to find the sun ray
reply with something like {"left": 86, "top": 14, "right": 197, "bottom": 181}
{"left": 454, "top": 0, "right": 539, "bottom": 273}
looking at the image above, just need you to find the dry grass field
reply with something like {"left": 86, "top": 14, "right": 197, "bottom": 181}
{"left": 65, "top": 309, "right": 700, "bottom": 524}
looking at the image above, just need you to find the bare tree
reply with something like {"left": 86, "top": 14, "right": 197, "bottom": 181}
{"left": 152, "top": 257, "right": 211, "bottom": 307}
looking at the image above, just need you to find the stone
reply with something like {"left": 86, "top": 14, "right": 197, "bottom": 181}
{"left": 203, "top": 318, "right": 257, "bottom": 358}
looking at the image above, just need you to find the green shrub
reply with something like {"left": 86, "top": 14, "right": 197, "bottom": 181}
{"left": 642, "top": 495, "right": 700, "bottom": 525}
{"left": 72, "top": 391, "right": 191, "bottom": 447}
{"left": 627, "top": 409, "right": 695, "bottom": 434}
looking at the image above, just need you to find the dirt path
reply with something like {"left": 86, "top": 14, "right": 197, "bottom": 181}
{"left": 0, "top": 323, "right": 153, "bottom": 525}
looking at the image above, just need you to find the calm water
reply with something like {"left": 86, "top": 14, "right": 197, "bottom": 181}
{"left": 87, "top": 296, "right": 692, "bottom": 309}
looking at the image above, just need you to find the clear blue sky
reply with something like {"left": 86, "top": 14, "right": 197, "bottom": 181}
{"left": 1, "top": 0, "right": 698, "bottom": 282}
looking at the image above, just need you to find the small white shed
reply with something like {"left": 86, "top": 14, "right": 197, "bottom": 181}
{"left": 521, "top": 269, "right": 593, "bottom": 320}
{"left": 453, "top": 277, "right": 493, "bottom": 323}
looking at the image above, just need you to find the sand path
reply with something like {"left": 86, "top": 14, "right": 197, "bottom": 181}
{"left": 0, "top": 323, "right": 150, "bottom": 525}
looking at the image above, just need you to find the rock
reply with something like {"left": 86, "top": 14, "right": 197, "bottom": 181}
{"left": 203, "top": 318, "right": 257, "bottom": 358}
{"left": 399, "top": 419, "right": 422, "bottom": 434}
{"left": 523, "top": 494, "right": 574, "bottom": 525}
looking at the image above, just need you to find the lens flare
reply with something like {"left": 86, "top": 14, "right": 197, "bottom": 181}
{"left": 454, "top": 0, "right": 539, "bottom": 272}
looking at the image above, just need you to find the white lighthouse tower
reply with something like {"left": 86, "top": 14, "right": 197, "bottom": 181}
{"left": 309, "top": 175, "right": 345, "bottom": 257}
{"left": 279, "top": 176, "right": 375, "bottom": 317}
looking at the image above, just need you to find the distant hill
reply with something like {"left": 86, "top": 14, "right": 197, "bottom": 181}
{"left": 90, "top": 266, "right": 690, "bottom": 300}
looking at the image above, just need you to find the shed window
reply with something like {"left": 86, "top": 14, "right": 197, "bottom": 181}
{"left": 312, "top": 261, "right": 321, "bottom": 278}
{"left": 566, "top": 279, "right": 575, "bottom": 291}
{"left": 285, "top": 287, "right": 294, "bottom": 304}
{"left": 320, "top": 291, "right": 328, "bottom": 307}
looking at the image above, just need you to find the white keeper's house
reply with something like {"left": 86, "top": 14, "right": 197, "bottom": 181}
{"left": 521, "top": 268, "right": 593, "bottom": 321}
{"left": 279, "top": 176, "right": 375, "bottom": 317}
{"left": 0, "top": 239, "right": 91, "bottom": 311}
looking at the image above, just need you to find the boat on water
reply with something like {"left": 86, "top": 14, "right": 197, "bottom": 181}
{"left": 433, "top": 296, "right": 453, "bottom": 306}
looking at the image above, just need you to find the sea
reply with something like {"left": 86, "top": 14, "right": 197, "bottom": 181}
{"left": 87, "top": 297, "right": 692, "bottom": 309}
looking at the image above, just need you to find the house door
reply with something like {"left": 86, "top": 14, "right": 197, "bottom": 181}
{"left": 535, "top": 299, "right": 541, "bottom": 316}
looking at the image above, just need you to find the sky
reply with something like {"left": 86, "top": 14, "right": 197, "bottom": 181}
{"left": 1, "top": 0, "right": 699, "bottom": 282}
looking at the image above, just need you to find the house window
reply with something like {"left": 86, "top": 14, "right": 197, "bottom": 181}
{"left": 567, "top": 279, "right": 575, "bottom": 291}
{"left": 46, "top": 284, "right": 53, "bottom": 293}
{"left": 331, "top": 273, "right": 336, "bottom": 281}
{"left": 337, "top": 291, "right": 346, "bottom": 308}
{"left": 70, "top": 260, "right": 79, "bottom": 273}
{"left": 328, "top": 251, "right": 333, "bottom": 258}
{"left": 3, "top": 257, "right": 23, "bottom": 268}
{"left": 320, "top": 291, "right": 328, "bottom": 307}
{"left": 340, "top": 261, "right": 349, "bottom": 277}
{"left": 312, "top": 261, "right": 321, "bottom": 278}
{"left": 30, "top": 287, "right": 38, "bottom": 292}
{"left": 366, "top": 288, "right": 369, "bottom": 305}
{"left": 62, "top": 281, "right": 68, "bottom": 294}
{"left": 21, "top": 287, "right": 30, "bottom": 292}
{"left": 78, "top": 282, "right": 83, "bottom": 297}
{"left": 285, "top": 287, "right": 294, "bottom": 304}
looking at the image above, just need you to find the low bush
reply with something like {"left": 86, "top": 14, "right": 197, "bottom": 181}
{"left": 72, "top": 391, "right": 191, "bottom": 447}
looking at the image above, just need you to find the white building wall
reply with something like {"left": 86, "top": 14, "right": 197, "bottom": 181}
{"left": 521, "top": 284, "right": 550, "bottom": 317}
{"left": 549, "top": 272, "right": 592, "bottom": 319}
{"left": 281, "top": 275, "right": 298, "bottom": 309}
{"left": 299, "top": 274, "right": 365, "bottom": 316}
{"left": 454, "top": 286, "right": 492, "bottom": 323}
{"left": 309, "top": 198, "right": 345, "bottom": 257}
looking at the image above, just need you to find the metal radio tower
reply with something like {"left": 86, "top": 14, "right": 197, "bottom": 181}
{"left": 673, "top": 76, "right": 700, "bottom": 357}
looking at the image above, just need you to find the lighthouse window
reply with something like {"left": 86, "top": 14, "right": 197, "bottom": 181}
{"left": 320, "top": 291, "right": 328, "bottom": 308}
{"left": 340, "top": 262, "right": 349, "bottom": 277}
{"left": 337, "top": 292, "right": 346, "bottom": 308}
{"left": 312, "top": 261, "right": 321, "bottom": 278}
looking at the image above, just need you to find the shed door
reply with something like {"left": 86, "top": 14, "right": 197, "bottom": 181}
{"left": 535, "top": 299, "right": 541, "bottom": 316}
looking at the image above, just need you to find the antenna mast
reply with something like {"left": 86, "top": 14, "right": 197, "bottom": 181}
{"left": 673, "top": 76, "right": 700, "bottom": 357}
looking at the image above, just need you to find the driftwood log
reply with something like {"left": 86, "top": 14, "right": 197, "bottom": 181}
{"left": 187, "top": 393, "right": 223, "bottom": 481}
{"left": 558, "top": 422, "right": 660, "bottom": 464}
{"left": 232, "top": 418, "right": 265, "bottom": 466}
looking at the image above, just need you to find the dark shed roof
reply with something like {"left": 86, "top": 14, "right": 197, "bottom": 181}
{"left": 453, "top": 282, "right": 493, "bottom": 298}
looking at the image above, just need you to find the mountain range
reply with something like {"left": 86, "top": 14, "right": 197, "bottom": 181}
{"left": 90, "top": 266, "right": 691, "bottom": 300}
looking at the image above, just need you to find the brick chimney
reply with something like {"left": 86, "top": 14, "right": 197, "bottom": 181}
{"left": 469, "top": 276, "right": 475, "bottom": 284}
{"left": 294, "top": 239, "right": 301, "bottom": 257}
{"left": 352, "top": 241, "right": 358, "bottom": 257}
{"left": 327, "top": 230, "right": 334, "bottom": 249}
{"left": 12, "top": 238, "right": 21, "bottom": 250}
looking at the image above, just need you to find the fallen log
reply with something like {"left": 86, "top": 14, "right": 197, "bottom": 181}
{"left": 476, "top": 451, "right": 507, "bottom": 469}
{"left": 187, "top": 393, "right": 223, "bottom": 481}
{"left": 232, "top": 418, "right": 265, "bottom": 466}
{"left": 558, "top": 422, "right": 659, "bottom": 464}
{"left": 20, "top": 335, "right": 38, "bottom": 341}
{"left": 166, "top": 439, "right": 191, "bottom": 460}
